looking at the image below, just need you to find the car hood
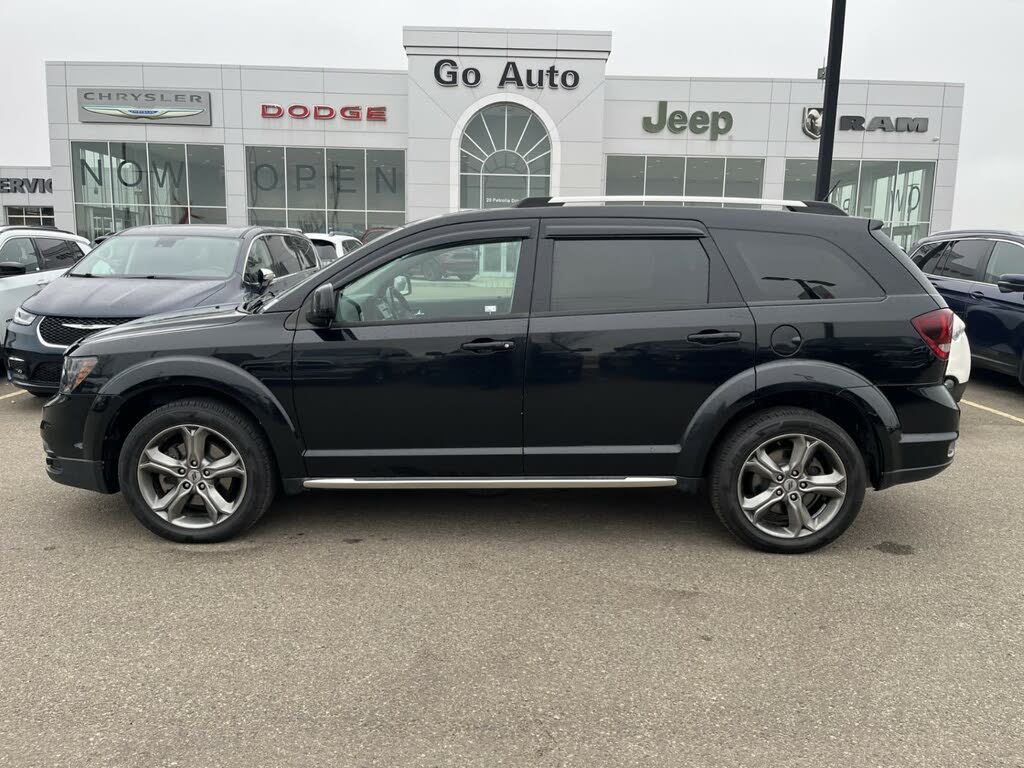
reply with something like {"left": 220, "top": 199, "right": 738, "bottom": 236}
{"left": 75, "top": 304, "right": 247, "bottom": 350}
{"left": 22, "top": 275, "right": 231, "bottom": 317}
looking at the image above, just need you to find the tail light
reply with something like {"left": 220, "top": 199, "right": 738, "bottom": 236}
{"left": 911, "top": 308, "right": 954, "bottom": 360}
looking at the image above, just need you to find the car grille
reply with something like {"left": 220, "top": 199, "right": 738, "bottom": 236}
{"left": 38, "top": 316, "right": 137, "bottom": 347}
{"left": 32, "top": 362, "right": 63, "bottom": 384}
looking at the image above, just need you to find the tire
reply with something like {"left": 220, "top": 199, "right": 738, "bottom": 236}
{"left": 708, "top": 407, "right": 867, "bottom": 554}
{"left": 421, "top": 259, "right": 442, "bottom": 281}
{"left": 118, "top": 398, "right": 276, "bottom": 543}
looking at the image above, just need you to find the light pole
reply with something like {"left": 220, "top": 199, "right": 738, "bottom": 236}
{"left": 814, "top": 0, "right": 847, "bottom": 201}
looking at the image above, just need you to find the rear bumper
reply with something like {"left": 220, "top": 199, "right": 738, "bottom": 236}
{"left": 876, "top": 432, "right": 957, "bottom": 489}
{"left": 876, "top": 382, "right": 960, "bottom": 490}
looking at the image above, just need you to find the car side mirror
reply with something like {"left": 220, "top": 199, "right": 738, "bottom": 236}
{"left": 307, "top": 283, "right": 336, "bottom": 326}
{"left": 393, "top": 274, "right": 412, "bottom": 296}
{"left": 997, "top": 273, "right": 1024, "bottom": 294}
{"left": 256, "top": 267, "right": 276, "bottom": 290}
{"left": 0, "top": 262, "right": 27, "bottom": 277}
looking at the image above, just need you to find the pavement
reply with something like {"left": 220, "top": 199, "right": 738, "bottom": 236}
{"left": 0, "top": 371, "right": 1022, "bottom": 767}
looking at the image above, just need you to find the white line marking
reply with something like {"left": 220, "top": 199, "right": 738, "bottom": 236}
{"left": 0, "top": 390, "right": 28, "bottom": 401}
{"left": 961, "top": 399, "right": 1024, "bottom": 425}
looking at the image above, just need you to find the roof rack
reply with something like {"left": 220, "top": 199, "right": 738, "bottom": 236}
{"left": 515, "top": 196, "right": 848, "bottom": 215}
{"left": 0, "top": 224, "right": 80, "bottom": 236}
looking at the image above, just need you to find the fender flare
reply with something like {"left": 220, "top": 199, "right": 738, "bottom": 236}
{"left": 85, "top": 356, "right": 305, "bottom": 479}
{"left": 675, "top": 359, "right": 901, "bottom": 480}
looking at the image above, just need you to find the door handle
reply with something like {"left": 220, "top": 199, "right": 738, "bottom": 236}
{"left": 461, "top": 339, "right": 516, "bottom": 353}
{"left": 687, "top": 330, "right": 742, "bottom": 345}
{"left": 969, "top": 290, "right": 985, "bottom": 299}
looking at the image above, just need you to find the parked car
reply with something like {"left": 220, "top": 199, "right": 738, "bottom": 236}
{"left": 305, "top": 232, "right": 362, "bottom": 263}
{"left": 0, "top": 226, "right": 92, "bottom": 330}
{"left": 407, "top": 244, "right": 479, "bottom": 281}
{"left": 4, "top": 225, "right": 320, "bottom": 395}
{"left": 909, "top": 230, "right": 1024, "bottom": 387}
{"left": 41, "top": 198, "right": 960, "bottom": 552}
{"left": 946, "top": 313, "right": 971, "bottom": 401}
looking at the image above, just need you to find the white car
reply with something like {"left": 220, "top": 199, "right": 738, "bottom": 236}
{"left": 0, "top": 226, "right": 92, "bottom": 326}
{"left": 305, "top": 233, "right": 362, "bottom": 264}
{"left": 946, "top": 312, "right": 971, "bottom": 401}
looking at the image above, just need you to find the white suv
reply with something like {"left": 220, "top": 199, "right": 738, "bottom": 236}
{"left": 0, "top": 227, "right": 92, "bottom": 326}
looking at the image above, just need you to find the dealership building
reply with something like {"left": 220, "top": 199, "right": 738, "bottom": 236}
{"left": 3, "top": 26, "right": 963, "bottom": 250}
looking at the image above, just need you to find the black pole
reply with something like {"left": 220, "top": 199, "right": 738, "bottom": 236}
{"left": 814, "top": 0, "right": 847, "bottom": 201}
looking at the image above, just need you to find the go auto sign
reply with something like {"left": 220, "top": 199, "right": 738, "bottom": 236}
{"left": 260, "top": 104, "right": 387, "bottom": 121}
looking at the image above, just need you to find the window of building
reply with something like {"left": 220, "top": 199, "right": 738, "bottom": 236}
{"left": 983, "top": 241, "right": 1024, "bottom": 284}
{"left": 5, "top": 206, "right": 56, "bottom": 228}
{"left": 72, "top": 141, "right": 226, "bottom": 241}
{"left": 783, "top": 159, "right": 936, "bottom": 249}
{"left": 460, "top": 103, "right": 550, "bottom": 209}
{"left": 246, "top": 147, "right": 405, "bottom": 237}
{"left": 550, "top": 239, "right": 709, "bottom": 313}
{"left": 712, "top": 229, "right": 883, "bottom": 302}
{"left": 605, "top": 155, "right": 765, "bottom": 205}
{"left": 936, "top": 240, "right": 990, "bottom": 281}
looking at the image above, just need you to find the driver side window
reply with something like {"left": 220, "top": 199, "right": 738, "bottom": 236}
{"left": 335, "top": 240, "right": 522, "bottom": 324}
{"left": 245, "top": 238, "right": 274, "bottom": 281}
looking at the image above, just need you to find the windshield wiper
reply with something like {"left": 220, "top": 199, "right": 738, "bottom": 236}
{"left": 68, "top": 272, "right": 95, "bottom": 277}
{"left": 242, "top": 296, "right": 266, "bottom": 313}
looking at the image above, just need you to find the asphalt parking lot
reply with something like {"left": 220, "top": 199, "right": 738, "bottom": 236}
{"left": 1, "top": 374, "right": 1022, "bottom": 767}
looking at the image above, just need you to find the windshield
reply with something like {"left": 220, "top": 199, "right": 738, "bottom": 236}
{"left": 69, "top": 234, "right": 241, "bottom": 279}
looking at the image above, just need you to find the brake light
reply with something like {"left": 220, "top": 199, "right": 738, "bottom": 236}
{"left": 911, "top": 308, "right": 954, "bottom": 360}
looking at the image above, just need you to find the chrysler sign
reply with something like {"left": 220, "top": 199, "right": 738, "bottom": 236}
{"left": 78, "top": 89, "right": 211, "bottom": 125}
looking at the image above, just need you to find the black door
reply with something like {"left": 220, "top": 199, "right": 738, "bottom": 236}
{"left": 291, "top": 221, "right": 538, "bottom": 478}
{"left": 523, "top": 218, "right": 755, "bottom": 477}
{"left": 968, "top": 240, "right": 1024, "bottom": 372}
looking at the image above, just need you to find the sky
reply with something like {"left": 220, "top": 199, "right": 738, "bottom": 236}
{"left": 2, "top": 0, "right": 1021, "bottom": 229}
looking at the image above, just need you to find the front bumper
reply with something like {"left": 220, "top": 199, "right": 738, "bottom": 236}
{"left": 40, "top": 391, "right": 116, "bottom": 494}
{"left": 4, "top": 319, "right": 64, "bottom": 393}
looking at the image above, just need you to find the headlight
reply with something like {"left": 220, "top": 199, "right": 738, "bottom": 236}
{"left": 12, "top": 307, "right": 36, "bottom": 326}
{"left": 59, "top": 356, "right": 98, "bottom": 394}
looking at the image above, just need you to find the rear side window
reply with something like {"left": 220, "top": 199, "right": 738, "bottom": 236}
{"left": 288, "top": 236, "right": 318, "bottom": 270}
{"left": 549, "top": 239, "right": 709, "bottom": 313}
{"left": 712, "top": 228, "right": 882, "bottom": 302}
{"left": 983, "top": 241, "right": 1024, "bottom": 283}
{"left": 266, "top": 235, "right": 306, "bottom": 277}
{"left": 311, "top": 240, "right": 337, "bottom": 262}
{"left": 35, "top": 237, "right": 83, "bottom": 271}
{"left": 935, "top": 240, "right": 990, "bottom": 280}
{"left": 911, "top": 241, "right": 947, "bottom": 274}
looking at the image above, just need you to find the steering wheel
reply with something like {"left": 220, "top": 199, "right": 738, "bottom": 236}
{"left": 384, "top": 283, "right": 415, "bottom": 320}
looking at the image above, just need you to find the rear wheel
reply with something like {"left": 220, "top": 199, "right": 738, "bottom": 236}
{"left": 709, "top": 407, "right": 866, "bottom": 553}
{"left": 118, "top": 398, "right": 276, "bottom": 543}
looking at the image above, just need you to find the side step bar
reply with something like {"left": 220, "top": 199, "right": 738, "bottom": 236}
{"left": 303, "top": 477, "right": 678, "bottom": 490}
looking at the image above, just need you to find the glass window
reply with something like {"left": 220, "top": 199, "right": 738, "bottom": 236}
{"left": 983, "top": 242, "right": 1024, "bottom": 284}
{"left": 336, "top": 240, "right": 522, "bottom": 323}
{"left": 460, "top": 103, "right": 550, "bottom": 209}
{"left": 75, "top": 204, "right": 117, "bottom": 242}
{"left": 724, "top": 158, "right": 766, "bottom": 203}
{"left": 187, "top": 145, "right": 226, "bottom": 207}
{"left": 645, "top": 156, "right": 684, "bottom": 197}
{"left": 112, "top": 205, "right": 151, "bottom": 231}
{"left": 73, "top": 141, "right": 111, "bottom": 205}
{"left": 148, "top": 143, "right": 188, "bottom": 209}
{"left": 912, "top": 242, "right": 948, "bottom": 274}
{"left": 246, "top": 146, "right": 286, "bottom": 209}
{"left": 286, "top": 147, "right": 324, "bottom": 210}
{"left": 189, "top": 207, "right": 227, "bottom": 225}
{"left": 288, "top": 236, "right": 318, "bottom": 270}
{"left": 712, "top": 228, "right": 883, "bottom": 302}
{"left": 685, "top": 157, "right": 725, "bottom": 199}
{"left": 266, "top": 235, "right": 304, "bottom": 277}
{"left": 70, "top": 234, "right": 240, "bottom": 279}
{"left": 0, "top": 238, "right": 40, "bottom": 272}
{"left": 5, "top": 206, "right": 56, "bottom": 227}
{"left": 366, "top": 211, "right": 405, "bottom": 230}
{"left": 606, "top": 156, "right": 644, "bottom": 197}
{"left": 245, "top": 238, "right": 274, "bottom": 280}
{"left": 109, "top": 142, "right": 149, "bottom": 207}
{"left": 342, "top": 239, "right": 362, "bottom": 255}
{"left": 366, "top": 150, "right": 404, "bottom": 211}
{"left": 35, "top": 238, "right": 83, "bottom": 271}
{"left": 937, "top": 240, "right": 990, "bottom": 280}
{"left": 327, "top": 149, "right": 364, "bottom": 211}
{"left": 550, "top": 239, "right": 709, "bottom": 313}
{"left": 310, "top": 239, "right": 337, "bottom": 262}
{"left": 826, "top": 160, "right": 860, "bottom": 214}
{"left": 248, "top": 208, "right": 287, "bottom": 227}
{"left": 329, "top": 210, "right": 366, "bottom": 237}
{"left": 891, "top": 161, "right": 934, "bottom": 227}
{"left": 857, "top": 161, "right": 899, "bottom": 221}
{"left": 782, "top": 159, "right": 817, "bottom": 203}
{"left": 288, "top": 209, "right": 326, "bottom": 233}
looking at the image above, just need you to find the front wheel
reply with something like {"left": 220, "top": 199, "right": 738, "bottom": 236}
{"left": 709, "top": 407, "right": 866, "bottom": 553}
{"left": 118, "top": 398, "right": 276, "bottom": 543}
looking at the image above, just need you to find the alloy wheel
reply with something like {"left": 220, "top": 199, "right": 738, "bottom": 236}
{"left": 136, "top": 424, "right": 247, "bottom": 529}
{"left": 736, "top": 433, "right": 847, "bottom": 539}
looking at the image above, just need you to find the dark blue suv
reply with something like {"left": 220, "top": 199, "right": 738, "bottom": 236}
{"left": 910, "top": 230, "right": 1024, "bottom": 387}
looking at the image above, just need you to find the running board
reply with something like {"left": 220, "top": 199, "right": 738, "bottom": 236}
{"left": 302, "top": 477, "right": 678, "bottom": 490}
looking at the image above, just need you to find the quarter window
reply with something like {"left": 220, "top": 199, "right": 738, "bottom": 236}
{"left": 246, "top": 238, "right": 274, "bottom": 280}
{"left": 0, "top": 238, "right": 40, "bottom": 272}
{"left": 712, "top": 229, "right": 882, "bottom": 302}
{"left": 912, "top": 241, "right": 947, "bottom": 274}
{"left": 983, "top": 241, "right": 1024, "bottom": 284}
{"left": 549, "top": 239, "right": 710, "bottom": 313}
{"left": 936, "top": 240, "right": 990, "bottom": 281}
{"left": 265, "top": 235, "right": 310, "bottom": 277}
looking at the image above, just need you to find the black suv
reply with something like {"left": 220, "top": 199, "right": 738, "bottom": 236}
{"left": 5, "top": 225, "right": 321, "bottom": 394}
{"left": 40, "top": 201, "right": 959, "bottom": 552}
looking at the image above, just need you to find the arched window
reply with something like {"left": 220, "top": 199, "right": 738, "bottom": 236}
{"left": 459, "top": 103, "right": 550, "bottom": 209}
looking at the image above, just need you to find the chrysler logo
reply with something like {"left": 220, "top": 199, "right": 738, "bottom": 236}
{"left": 82, "top": 106, "right": 206, "bottom": 121}
{"left": 802, "top": 107, "right": 824, "bottom": 140}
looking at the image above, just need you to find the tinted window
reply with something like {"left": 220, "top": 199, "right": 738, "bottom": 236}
{"left": 288, "top": 236, "right": 318, "bottom": 270}
{"left": 550, "top": 239, "right": 709, "bottom": 313}
{"left": 342, "top": 239, "right": 362, "bottom": 255}
{"left": 70, "top": 235, "right": 239, "bottom": 279}
{"left": 0, "top": 238, "right": 40, "bottom": 272}
{"left": 311, "top": 240, "right": 337, "bottom": 262}
{"left": 246, "top": 238, "right": 274, "bottom": 280}
{"left": 266, "top": 235, "right": 303, "bottom": 276}
{"left": 35, "top": 238, "right": 82, "bottom": 271}
{"left": 983, "top": 241, "right": 1024, "bottom": 284}
{"left": 937, "top": 240, "right": 990, "bottom": 280}
{"left": 712, "top": 229, "right": 882, "bottom": 301}
{"left": 912, "top": 241, "right": 947, "bottom": 274}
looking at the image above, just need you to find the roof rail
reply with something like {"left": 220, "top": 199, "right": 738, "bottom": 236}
{"left": 516, "top": 195, "right": 848, "bottom": 215}
{"left": 0, "top": 224, "right": 80, "bottom": 236}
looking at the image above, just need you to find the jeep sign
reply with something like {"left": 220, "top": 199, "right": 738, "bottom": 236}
{"left": 642, "top": 102, "right": 734, "bottom": 140}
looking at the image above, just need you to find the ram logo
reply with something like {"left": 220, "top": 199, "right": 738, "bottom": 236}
{"left": 802, "top": 107, "right": 824, "bottom": 140}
